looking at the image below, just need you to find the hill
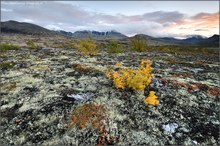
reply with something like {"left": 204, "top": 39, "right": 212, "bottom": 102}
{"left": 158, "top": 35, "right": 219, "bottom": 47}
{"left": 71, "top": 30, "right": 128, "bottom": 40}
{"left": 1, "top": 20, "right": 59, "bottom": 36}
{"left": 129, "top": 34, "right": 178, "bottom": 46}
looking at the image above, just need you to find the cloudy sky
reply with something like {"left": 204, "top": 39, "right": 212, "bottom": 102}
{"left": 2, "top": 1, "right": 219, "bottom": 38}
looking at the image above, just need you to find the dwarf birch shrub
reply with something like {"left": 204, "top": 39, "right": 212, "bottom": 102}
{"left": 107, "top": 41, "right": 124, "bottom": 54}
{"left": 77, "top": 39, "right": 98, "bottom": 56}
{"left": 26, "top": 39, "right": 39, "bottom": 49}
{"left": 106, "top": 60, "right": 154, "bottom": 90}
{"left": 144, "top": 91, "right": 159, "bottom": 105}
{"left": 0, "top": 43, "right": 20, "bottom": 51}
{"left": 131, "top": 36, "right": 148, "bottom": 52}
{"left": 106, "top": 60, "right": 159, "bottom": 105}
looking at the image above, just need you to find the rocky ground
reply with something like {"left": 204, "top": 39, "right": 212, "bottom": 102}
{"left": 0, "top": 46, "right": 219, "bottom": 145}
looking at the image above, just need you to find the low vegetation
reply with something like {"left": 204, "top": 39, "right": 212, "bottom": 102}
{"left": 68, "top": 103, "right": 106, "bottom": 129}
{"left": 106, "top": 60, "right": 159, "bottom": 105}
{"left": 0, "top": 43, "right": 20, "bottom": 51}
{"left": 76, "top": 39, "right": 99, "bottom": 56}
{"left": 26, "top": 39, "right": 39, "bottom": 49}
{"left": 106, "top": 60, "right": 154, "bottom": 90}
{"left": 144, "top": 91, "right": 159, "bottom": 105}
{"left": 131, "top": 36, "right": 148, "bottom": 52}
{"left": 150, "top": 46, "right": 218, "bottom": 54}
{"left": 96, "top": 42, "right": 107, "bottom": 50}
{"left": 0, "top": 62, "right": 17, "bottom": 70}
{"left": 107, "top": 41, "right": 124, "bottom": 53}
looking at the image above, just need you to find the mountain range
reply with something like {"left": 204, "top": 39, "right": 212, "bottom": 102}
{"left": 1, "top": 20, "right": 219, "bottom": 46}
{"left": 58, "top": 30, "right": 127, "bottom": 40}
{"left": 158, "top": 35, "right": 219, "bottom": 46}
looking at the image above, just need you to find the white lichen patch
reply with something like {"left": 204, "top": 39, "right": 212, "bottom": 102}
{"left": 1, "top": 70, "right": 23, "bottom": 78}
{"left": 18, "top": 103, "right": 39, "bottom": 112}
{"left": 59, "top": 55, "right": 69, "bottom": 59}
{"left": 61, "top": 77, "right": 76, "bottom": 84}
{"left": 30, "top": 65, "right": 50, "bottom": 71}
{"left": 17, "top": 76, "right": 43, "bottom": 86}
{"left": 87, "top": 57, "right": 97, "bottom": 63}
{"left": 0, "top": 103, "right": 16, "bottom": 111}
{"left": 14, "top": 134, "right": 27, "bottom": 145}
{"left": 34, "top": 59, "right": 51, "bottom": 64}
{"left": 41, "top": 138, "right": 62, "bottom": 146}
{"left": 178, "top": 89, "right": 190, "bottom": 96}
{"left": 37, "top": 114, "right": 59, "bottom": 125}
{"left": 167, "top": 76, "right": 218, "bottom": 87}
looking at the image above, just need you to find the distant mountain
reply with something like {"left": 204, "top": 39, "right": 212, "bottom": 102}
{"left": 158, "top": 35, "right": 219, "bottom": 46}
{"left": 157, "top": 37, "right": 180, "bottom": 42}
{"left": 129, "top": 34, "right": 178, "bottom": 46}
{"left": 202, "top": 34, "right": 219, "bottom": 46}
{"left": 158, "top": 35, "right": 205, "bottom": 44}
{"left": 1, "top": 20, "right": 59, "bottom": 36}
{"left": 182, "top": 35, "right": 206, "bottom": 44}
{"left": 57, "top": 30, "right": 74, "bottom": 36}
{"left": 71, "top": 30, "right": 128, "bottom": 40}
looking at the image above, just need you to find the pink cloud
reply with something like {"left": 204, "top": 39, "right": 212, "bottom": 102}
{"left": 166, "top": 12, "right": 219, "bottom": 37}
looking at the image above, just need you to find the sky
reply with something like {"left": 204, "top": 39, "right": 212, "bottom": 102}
{"left": 1, "top": 1, "right": 219, "bottom": 38}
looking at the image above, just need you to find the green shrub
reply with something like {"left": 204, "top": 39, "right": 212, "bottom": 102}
{"left": 0, "top": 62, "right": 17, "bottom": 69}
{"left": 97, "top": 42, "right": 106, "bottom": 50}
{"left": 26, "top": 39, "right": 38, "bottom": 49}
{"left": 77, "top": 39, "right": 98, "bottom": 56}
{"left": 0, "top": 43, "right": 20, "bottom": 51}
{"left": 66, "top": 41, "right": 78, "bottom": 49}
{"left": 107, "top": 41, "right": 124, "bottom": 53}
{"left": 131, "top": 36, "right": 148, "bottom": 52}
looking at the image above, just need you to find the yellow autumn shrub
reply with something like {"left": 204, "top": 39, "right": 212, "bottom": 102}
{"left": 77, "top": 39, "right": 98, "bottom": 56}
{"left": 106, "top": 60, "right": 154, "bottom": 91}
{"left": 144, "top": 91, "right": 159, "bottom": 105}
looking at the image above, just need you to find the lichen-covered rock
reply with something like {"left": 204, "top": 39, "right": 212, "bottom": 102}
{"left": 0, "top": 46, "right": 219, "bottom": 145}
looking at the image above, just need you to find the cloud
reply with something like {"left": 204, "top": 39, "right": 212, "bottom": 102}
{"left": 22, "top": 19, "right": 35, "bottom": 23}
{"left": 166, "top": 12, "right": 219, "bottom": 37}
{"left": 2, "top": 8, "right": 13, "bottom": 12}
{"left": 142, "top": 11, "right": 185, "bottom": 23}
{"left": 194, "top": 29, "right": 209, "bottom": 32}
{"left": 1, "top": 1, "right": 219, "bottom": 38}
{"left": 45, "top": 24, "right": 62, "bottom": 30}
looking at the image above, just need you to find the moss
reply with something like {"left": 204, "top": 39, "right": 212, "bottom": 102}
{"left": 50, "top": 58, "right": 59, "bottom": 62}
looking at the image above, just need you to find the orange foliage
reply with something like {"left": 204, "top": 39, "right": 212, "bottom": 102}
{"left": 106, "top": 60, "right": 154, "bottom": 91}
{"left": 144, "top": 91, "right": 159, "bottom": 105}
{"left": 68, "top": 103, "right": 106, "bottom": 129}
